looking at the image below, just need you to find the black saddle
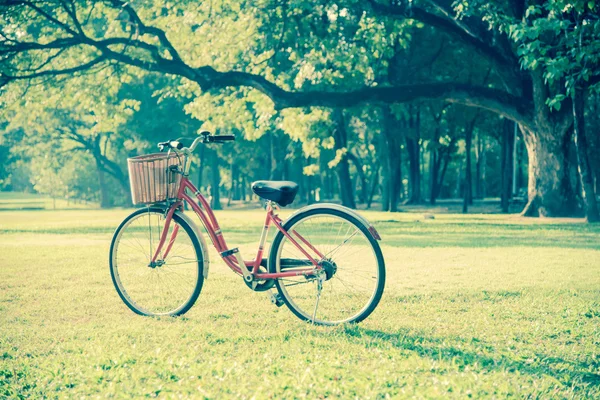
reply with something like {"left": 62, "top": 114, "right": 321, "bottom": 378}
{"left": 251, "top": 181, "right": 299, "bottom": 206}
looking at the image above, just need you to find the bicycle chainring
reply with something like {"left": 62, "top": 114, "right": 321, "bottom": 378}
{"left": 244, "top": 266, "right": 275, "bottom": 292}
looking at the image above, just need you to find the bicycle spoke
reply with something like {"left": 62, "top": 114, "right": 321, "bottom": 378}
{"left": 275, "top": 212, "right": 383, "bottom": 325}
{"left": 111, "top": 210, "right": 202, "bottom": 316}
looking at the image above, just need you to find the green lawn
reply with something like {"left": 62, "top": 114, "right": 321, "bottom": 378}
{"left": 0, "top": 192, "right": 97, "bottom": 211}
{"left": 1, "top": 208, "right": 599, "bottom": 398}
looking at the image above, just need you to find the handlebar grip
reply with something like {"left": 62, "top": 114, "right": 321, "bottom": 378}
{"left": 210, "top": 135, "right": 236, "bottom": 142}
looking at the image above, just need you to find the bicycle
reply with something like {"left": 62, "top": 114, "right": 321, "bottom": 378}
{"left": 109, "top": 131, "right": 385, "bottom": 325}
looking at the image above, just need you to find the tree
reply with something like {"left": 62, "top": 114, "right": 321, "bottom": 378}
{"left": 424, "top": 103, "right": 457, "bottom": 204}
{"left": 509, "top": 0, "right": 600, "bottom": 221}
{"left": 462, "top": 114, "right": 478, "bottom": 213}
{"left": 405, "top": 104, "right": 422, "bottom": 204}
{"left": 2, "top": 0, "right": 599, "bottom": 216}
{"left": 2, "top": 75, "right": 137, "bottom": 206}
{"left": 500, "top": 120, "right": 516, "bottom": 213}
{"left": 345, "top": 106, "right": 381, "bottom": 207}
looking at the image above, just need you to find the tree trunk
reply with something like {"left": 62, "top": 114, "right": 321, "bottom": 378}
{"left": 269, "top": 131, "right": 275, "bottom": 180}
{"left": 210, "top": 149, "right": 221, "bottom": 210}
{"left": 520, "top": 126, "right": 578, "bottom": 217}
{"left": 195, "top": 146, "right": 206, "bottom": 207}
{"left": 232, "top": 163, "right": 241, "bottom": 200}
{"left": 429, "top": 126, "right": 442, "bottom": 205}
{"left": 463, "top": 126, "right": 473, "bottom": 213}
{"left": 304, "top": 157, "right": 315, "bottom": 204}
{"left": 456, "top": 157, "right": 463, "bottom": 198}
{"left": 86, "top": 136, "right": 131, "bottom": 205}
{"left": 512, "top": 124, "right": 519, "bottom": 196}
{"left": 475, "top": 132, "right": 481, "bottom": 198}
{"left": 381, "top": 107, "right": 402, "bottom": 212}
{"left": 572, "top": 88, "right": 600, "bottom": 222}
{"left": 227, "top": 161, "right": 234, "bottom": 207}
{"left": 347, "top": 152, "right": 368, "bottom": 205}
{"left": 406, "top": 107, "right": 421, "bottom": 204}
{"left": 95, "top": 160, "right": 110, "bottom": 208}
{"left": 380, "top": 129, "right": 390, "bottom": 211}
{"left": 388, "top": 149, "right": 402, "bottom": 212}
{"left": 480, "top": 136, "right": 486, "bottom": 198}
{"left": 367, "top": 167, "right": 379, "bottom": 209}
{"left": 429, "top": 146, "right": 437, "bottom": 205}
{"left": 500, "top": 120, "right": 515, "bottom": 213}
{"left": 429, "top": 129, "right": 452, "bottom": 204}
{"left": 406, "top": 137, "right": 420, "bottom": 204}
{"left": 197, "top": 145, "right": 206, "bottom": 190}
{"left": 240, "top": 175, "right": 245, "bottom": 201}
{"left": 333, "top": 109, "right": 356, "bottom": 208}
{"left": 436, "top": 146, "right": 452, "bottom": 200}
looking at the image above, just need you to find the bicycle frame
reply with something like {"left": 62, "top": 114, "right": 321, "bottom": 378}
{"left": 150, "top": 175, "right": 324, "bottom": 280}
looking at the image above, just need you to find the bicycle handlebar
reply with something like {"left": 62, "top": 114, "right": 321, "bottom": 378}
{"left": 210, "top": 135, "right": 236, "bottom": 143}
{"left": 158, "top": 131, "right": 236, "bottom": 153}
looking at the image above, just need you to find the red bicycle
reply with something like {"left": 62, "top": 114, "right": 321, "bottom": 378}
{"left": 109, "top": 132, "right": 385, "bottom": 325}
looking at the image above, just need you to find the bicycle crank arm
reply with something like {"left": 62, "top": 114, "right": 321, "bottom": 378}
{"left": 221, "top": 248, "right": 256, "bottom": 289}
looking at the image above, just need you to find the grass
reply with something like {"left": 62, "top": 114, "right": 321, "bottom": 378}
{"left": 0, "top": 192, "right": 97, "bottom": 211}
{"left": 1, "top": 207, "right": 599, "bottom": 398}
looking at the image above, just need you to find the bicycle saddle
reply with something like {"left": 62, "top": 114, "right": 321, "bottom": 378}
{"left": 251, "top": 181, "right": 299, "bottom": 206}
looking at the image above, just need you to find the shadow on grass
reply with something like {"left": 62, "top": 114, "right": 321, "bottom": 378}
{"left": 336, "top": 325, "right": 600, "bottom": 392}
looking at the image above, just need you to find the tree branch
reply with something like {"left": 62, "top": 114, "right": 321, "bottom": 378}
{"left": 1, "top": 0, "right": 533, "bottom": 130}
{"left": 1, "top": 55, "right": 107, "bottom": 81}
{"left": 22, "top": 1, "right": 78, "bottom": 36}
{"left": 90, "top": 37, "right": 164, "bottom": 59}
{"left": 111, "top": 0, "right": 183, "bottom": 62}
{"left": 367, "top": 0, "right": 516, "bottom": 70}
{"left": 194, "top": 67, "right": 531, "bottom": 126}
{"left": 1, "top": 37, "right": 81, "bottom": 53}
{"left": 60, "top": 0, "right": 85, "bottom": 36}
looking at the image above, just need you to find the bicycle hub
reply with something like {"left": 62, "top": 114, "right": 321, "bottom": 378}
{"left": 148, "top": 260, "right": 165, "bottom": 268}
{"left": 319, "top": 259, "right": 337, "bottom": 281}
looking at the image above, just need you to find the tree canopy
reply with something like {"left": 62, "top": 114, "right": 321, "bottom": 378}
{"left": 1, "top": 0, "right": 599, "bottom": 218}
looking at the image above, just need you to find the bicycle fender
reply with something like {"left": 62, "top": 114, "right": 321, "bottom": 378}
{"left": 285, "top": 203, "right": 382, "bottom": 241}
{"left": 175, "top": 210, "right": 211, "bottom": 279}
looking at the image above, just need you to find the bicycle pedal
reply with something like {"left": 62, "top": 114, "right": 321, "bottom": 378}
{"left": 269, "top": 293, "right": 284, "bottom": 307}
{"left": 220, "top": 248, "right": 239, "bottom": 257}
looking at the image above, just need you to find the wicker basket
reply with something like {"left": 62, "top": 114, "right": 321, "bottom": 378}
{"left": 128, "top": 153, "right": 183, "bottom": 205}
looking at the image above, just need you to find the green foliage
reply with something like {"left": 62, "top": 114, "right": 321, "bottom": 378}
{"left": 509, "top": 0, "right": 600, "bottom": 107}
{"left": 1, "top": 74, "right": 135, "bottom": 205}
{"left": 2, "top": 0, "right": 600, "bottom": 211}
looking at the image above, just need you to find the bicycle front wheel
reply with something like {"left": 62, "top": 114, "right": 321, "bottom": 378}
{"left": 269, "top": 208, "right": 385, "bottom": 325}
{"left": 109, "top": 207, "right": 204, "bottom": 316}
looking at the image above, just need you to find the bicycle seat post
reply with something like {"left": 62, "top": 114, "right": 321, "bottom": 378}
{"left": 267, "top": 200, "right": 280, "bottom": 214}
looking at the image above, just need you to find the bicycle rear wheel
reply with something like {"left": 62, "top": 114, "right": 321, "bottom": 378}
{"left": 269, "top": 208, "right": 385, "bottom": 325}
{"left": 109, "top": 207, "right": 204, "bottom": 316}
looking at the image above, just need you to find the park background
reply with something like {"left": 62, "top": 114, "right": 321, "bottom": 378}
{"left": 1, "top": 0, "right": 600, "bottom": 398}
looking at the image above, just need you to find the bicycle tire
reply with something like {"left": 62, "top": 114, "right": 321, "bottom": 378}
{"left": 268, "top": 208, "right": 385, "bottom": 325}
{"left": 109, "top": 207, "right": 204, "bottom": 316}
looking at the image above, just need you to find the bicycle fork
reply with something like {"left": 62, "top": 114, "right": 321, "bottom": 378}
{"left": 149, "top": 206, "right": 178, "bottom": 266}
